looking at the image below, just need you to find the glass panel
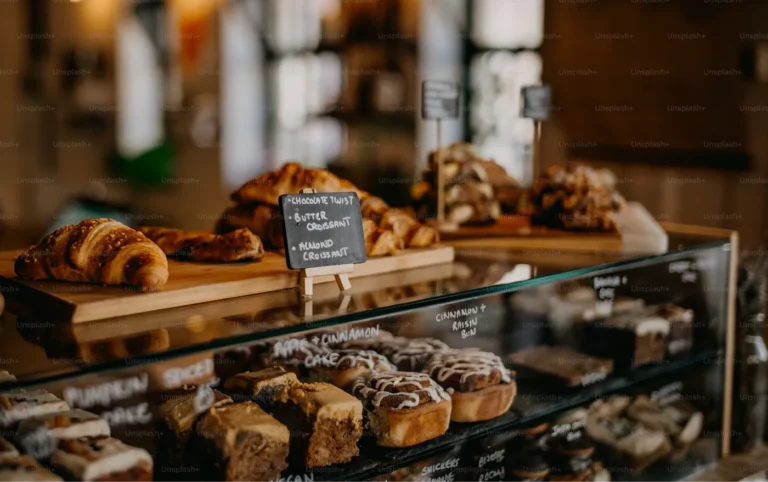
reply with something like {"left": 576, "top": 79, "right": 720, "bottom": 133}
{"left": 1, "top": 241, "right": 729, "bottom": 481}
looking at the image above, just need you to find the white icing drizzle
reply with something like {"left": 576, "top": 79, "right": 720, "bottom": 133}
{"left": 352, "top": 372, "right": 450, "bottom": 410}
{"left": 426, "top": 349, "right": 512, "bottom": 389}
{"left": 383, "top": 338, "right": 449, "bottom": 369}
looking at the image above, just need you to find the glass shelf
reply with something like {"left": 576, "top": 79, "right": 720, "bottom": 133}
{"left": 0, "top": 238, "right": 730, "bottom": 391}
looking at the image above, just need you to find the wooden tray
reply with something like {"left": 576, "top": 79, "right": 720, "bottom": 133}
{"left": 442, "top": 202, "right": 668, "bottom": 254}
{"left": 0, "top": 246, "right": 455, "bottom": 323}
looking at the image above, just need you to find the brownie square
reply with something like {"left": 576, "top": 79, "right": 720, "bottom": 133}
{"left": 0, "top": 455, "right": 62, "bottom": 481}
{"left": 50, "top": 436, "right": 153, "bottom": 481}
{"left": 582, "top": 314, "right": 669, "bottom": 369}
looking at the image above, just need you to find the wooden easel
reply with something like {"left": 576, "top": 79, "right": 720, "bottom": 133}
{"left": 297, "top": 188, "right": 353, "bottom": 298}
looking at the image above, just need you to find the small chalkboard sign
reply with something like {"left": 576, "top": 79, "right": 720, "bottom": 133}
{"left": 279, "top": 189, "right": 367, "bottom": 297}
{"left": 422, "top": 80, "right": 460, "bottom": 120}
{"left": 521, "top": 84, "right": 552, "bottom": 121}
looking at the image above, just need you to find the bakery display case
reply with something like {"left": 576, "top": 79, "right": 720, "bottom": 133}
{"left": 0, "top": 231, "right": 735, "bottom": 481}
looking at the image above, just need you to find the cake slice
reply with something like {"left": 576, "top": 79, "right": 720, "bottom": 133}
{"left": 16, "top": 410, "right": 110, "bottom": 460}
{"left": 351, "top": 371, "right": 451, "bottom": 447}
{"left": 585, "top": 414, "right": 670, "bottom": 471}
{"left": 50, "top": 436, "right": 153, "bottom": 481}
{"left": 0, "top": 390, "right": 69, "bottom": 428}
{"left": 274, "top": 382, "right": 363, "bottom": 467}
{"left": 196, "top": 401, "right": 289, "bottom": 481}
{"left": 222, "top": 366, "right": 298, "bottom": 407}
{"left": 158, "top": 386, "right": 232, "bottom": 464}
{"left": 0, "top": 455, "right": 62, "bottom": 481}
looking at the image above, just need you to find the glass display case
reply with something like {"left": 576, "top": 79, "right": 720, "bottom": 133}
{"left": 0, "top": 231, "right": 735, "bottom": 481}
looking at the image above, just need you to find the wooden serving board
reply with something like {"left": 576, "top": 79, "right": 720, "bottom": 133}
{"left": 442, "top": 202, "right": 668, "bottom": 254}
{"left": 0, "top": 246, "right": 455, "bottom": 323}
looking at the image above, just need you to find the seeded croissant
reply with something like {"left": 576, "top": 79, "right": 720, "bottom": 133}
{"left": 15, "top": 219, "right": 169, "bottom": 291}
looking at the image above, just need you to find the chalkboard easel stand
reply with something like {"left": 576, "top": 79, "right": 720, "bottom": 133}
{"left": 297, "top": 188, "right": 354, "bottom": 298}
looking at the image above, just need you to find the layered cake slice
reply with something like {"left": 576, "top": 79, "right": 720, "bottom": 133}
{"left": 310, "top": 350, "right": 395, "bottom": 388}
{"left": 16, "top": 410, "right": 110, "bottom": 460}
{"left": 508, "top": 346, "right": 614, "bottom": 387}
{"left": 351, "top": 371, "right": 451, "bottom": 447}
{"left": 0, "top": 456, "right": 62, "bottom": 481}
{"left": 273, "top": 382, "right": 363, "bottom": 467}
{"left": 0, "top": 391, "right": 69, "bottom": 428}
{"left": 50, "top": 436, "right": 153, "bottom": 481}
{"left": 626, "top": 395, "right": 703, "bottom": 460}
{"left": 425, "top": 349, "right": 516, "bottom": 422}
{"left": 158, "top": 386, "right": 232, "bottom": 464}
{"left": 196, "top": 401, "right": 289, "bottom": 481}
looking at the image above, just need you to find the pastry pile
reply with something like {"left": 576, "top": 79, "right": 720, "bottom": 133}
{"left": 412, "top": 143, "right": 523, "bottom": 225}
{"left": 521, "top": 164, "right": 625, "bottom": 231}
{"left": 216, "top": 162, "right": 440, "bottom": 256}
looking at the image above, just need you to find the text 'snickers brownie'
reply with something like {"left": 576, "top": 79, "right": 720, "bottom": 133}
{"left": 273, "top": 382, "right": 363, "bottom": 467}
{"left": 195, "top": 401, "right": 289, "bottom": 481}
{"left": 0, "top": 455, "right": 62, "bottom": 481}
{"left": 310, "top": 349, "right": 396, "bottom": 389}
{"left": 157, "top": 386, "right": 232, "bottom": 464}
{"left": 351, "top": 371, "right": 451, "bottom": 447}
{"left": 0, "top": 390, "right": 69, "bottom": 428}
{"left": 377, "top": 337, "right": 449, "bottom": 371}
{"left": 50, "top": 436, "right": 153, "bottom": 481}
{"left": 424, "top": 349, "right": 516, "bottom": 422}
{"left": 508, "top": 346, "right": 613, "bottom": 388}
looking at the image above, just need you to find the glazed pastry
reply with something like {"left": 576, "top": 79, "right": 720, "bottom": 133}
{"left": 525, "top": 164, "right": 625, "bottom": 231}
{"left": 351, "top": 371, "right": 451, "bottom": 447}
{"left": 256, "top": 340, "right": 333, "bottom": 376}
{"left": 585, "top": 414, "right": 670, "bottom": 471}
{"left": 137, "top": 226, "right": 265, "bottom": 262}
{"left": 230, "top": 162, "right": 368, "bottom": 206}
{"left": 196, "top": 401, "right": 289, "bottom": 481}
{"left": 0, "top": 390, "right": 69, "bottom": 428}
{"left": 16, "top": 410, "right": 110, "bottom": 455}
{"left": 310, "top": 350, "right": 396, "bottom": 388}
{"left": 508, "top": 451, "right": 550, "bottom": 481}
{"left": 424, "top": 349, "right": 516, "bottom": 422}
{"left": 377, "top": 337, "right": 449, "bottom": 371}
{"left": 222, "top": 366, "right": 298, "bottom": 407}
{"left": 158, "top": 386, "right": 232, "bottom": 464}
{"left": 508, "top": 346, "right": 613, "bottom": 387}
{"left": 0, "top": 438, "right": 18, "bottom": 460}
{"left": 50, "top": 436, "right": 153, "bottom": 481}
{"left": 273, "top": 382, "right": 363, "bottom": 467}
{"left": 0, "top": 456, "right": 62, "bottom": 481}
{"left": 0, "top": 372, "right": 15, "bottom": 383}
{"left": 582, "top": 312, "right": 670, "bottom": 369}
{"left": 626, "top": 396, "right": 703, "bottom": 448}
{"left": 14, "top": 219, "right": 169, "bottom": 291}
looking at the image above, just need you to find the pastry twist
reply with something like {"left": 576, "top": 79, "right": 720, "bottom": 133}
{"left": 138, "top": 226, "right": 264, "bottom": 262}
{"left": 15, "top": 219, "right": 169, "bottom": 291}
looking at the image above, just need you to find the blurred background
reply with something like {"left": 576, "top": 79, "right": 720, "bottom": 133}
{"left": 0, "top": 0, "right": 766, "bottom": 249}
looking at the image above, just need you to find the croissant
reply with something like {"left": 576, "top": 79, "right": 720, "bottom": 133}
{"left": 14, "top": 218, "right": 169, "bottom": 291}
{"left": 360, "top": 196, "right": 390, "bottom": 223}
{"left": 378, "top": 209, "right": 440, "bottom": 248}
{"left": 138, "top": 226, "right": 265, "bottom": 262}
{"left": 231, "top": 162, "right": 369, "bottom": 206}
{"left": 215, "top": 204, "right": 285, "bottom": 249}
{"left": 362, "top": 219, "right": 403, "bottom": 257}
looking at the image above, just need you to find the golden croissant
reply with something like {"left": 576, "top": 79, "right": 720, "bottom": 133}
{"left": 15, "top": 218, "right": 169, "bottom": 291}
